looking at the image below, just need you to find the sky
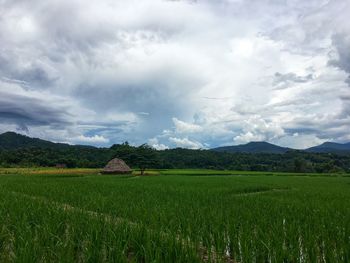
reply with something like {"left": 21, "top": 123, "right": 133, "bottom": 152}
{"left": 0, "top": 0, "right": 350, "bottom": 149}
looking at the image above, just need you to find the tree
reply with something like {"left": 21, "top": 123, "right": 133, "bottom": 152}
{"left": 111, "top": 142, "right": 136, "bottom": 166}
{"left": 135, "top": 144, "right": 159, "bottom": 175}
{"left": 294, "top": 158, "right": 309, "bottom": 173}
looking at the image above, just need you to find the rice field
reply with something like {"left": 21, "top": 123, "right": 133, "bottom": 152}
{"left": 0, "top": 169, "right": 349, "bottom": 262}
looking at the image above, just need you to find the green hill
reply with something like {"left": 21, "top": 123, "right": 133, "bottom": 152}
{"left": 0, "top": 132, "right": 95, "bottom": 150}
{"left": 0, "top": 132, "right": 67, "bottom": 150}
{"left": 306, "top": 142, "right": 350, "bottom": 153}
{"left": 212, "top": 141, "right": 291, "bottom": 154}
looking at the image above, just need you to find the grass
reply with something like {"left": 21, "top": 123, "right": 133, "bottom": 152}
{"left": 0, "top": 168, "right": 350, "bottom": 262}
{"left": 0, "top": 167, "right": 100, "bottom": 175}
{"left": 1, "top": 167, "right": 346, "bottom": 177}
{"left": 159, "top": 169, "right": 348, "bottom": 177}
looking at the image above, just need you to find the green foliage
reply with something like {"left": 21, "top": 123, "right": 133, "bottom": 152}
{"left": 110, "top": 143, "right": 160, "bottom": 174}
{"left": 0, "top": 173, "right": 350, "bottom": 262}
{"left": 0, "top": 132, "right": 350, "bottom": 173}
{"left": 0, "top": 146, "right": 350, "bottom": 173}
{"left": 135, "top": 144, "right": 159, "bottom": 175}
{"left": 157, "top": 148, "right": 350, "bottom": 173}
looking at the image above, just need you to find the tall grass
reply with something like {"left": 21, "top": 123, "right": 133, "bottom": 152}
{"left": 0, "top": 171, "right": 349, "bottom": 262}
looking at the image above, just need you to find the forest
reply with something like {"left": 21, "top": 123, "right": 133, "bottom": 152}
{"left": 0, "top": 141, "right": 349, "bottom": 173}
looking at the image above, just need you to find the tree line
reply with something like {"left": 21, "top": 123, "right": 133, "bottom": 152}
{"left": 0, "top": 142, "right": 349, "bottom": 173}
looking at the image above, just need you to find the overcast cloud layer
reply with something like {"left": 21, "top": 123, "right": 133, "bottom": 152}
{"left": 0, "top": 0, "right": 349, "bottom": 149}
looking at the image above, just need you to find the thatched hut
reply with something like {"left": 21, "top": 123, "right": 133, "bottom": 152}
{"left": 101, "top": 158, "right": 132, "bottom": 174}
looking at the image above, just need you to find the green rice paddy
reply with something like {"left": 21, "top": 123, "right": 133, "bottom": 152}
{"left": 0, "top": 169, "right": 349, "bottom": 262}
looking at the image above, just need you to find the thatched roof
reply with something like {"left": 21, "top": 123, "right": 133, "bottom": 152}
{"left": 101, "top": 158, "right": 132, "bottom": 174}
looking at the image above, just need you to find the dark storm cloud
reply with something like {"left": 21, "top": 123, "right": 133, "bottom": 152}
{"left": 75, "top": 80, "right": 191, "bottom": 115}
{"left": 0, "top": 53, "right": 57, "bottom": 90}
{"left": 339, "top": 95, "right": 350, "bottom": 118}
{"left": 285, "top": 113, "right": 350, "bottom": 142}
{"left": 19, "top": 67, "right": 57, "bottom": 89}
{"left": 0, "top": 91, "right": 72, "bottom": 130}
{"left": 329, "top": 34, "right": 350, "bottom": 86}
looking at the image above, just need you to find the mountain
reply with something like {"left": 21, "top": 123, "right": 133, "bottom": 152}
{"left": 0, "top": 132, "right": 94, "bottom": 150}
{"left": 306, "top": 142, "right": 350, "bottom": 153}
{"left": 2, "top": 131, "right": 350, "bottom": 155}
{"left": 212, "top": 141, "right": 291, "bottom": 154}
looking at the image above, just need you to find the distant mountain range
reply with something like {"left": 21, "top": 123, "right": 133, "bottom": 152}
{"left": 0, "top": 132, "right": 95, "bottom": 150}
{"left": 305, "top": 142, "right": 350, "bottom": 153}
{"left": 1, "top": 131, "right": 350, "bottom": 154}
{"left": 213, "top": 141, "right": 350, "bottom": 154}
{"left": 212, "top": 142, "right": 290, "bottom": 154}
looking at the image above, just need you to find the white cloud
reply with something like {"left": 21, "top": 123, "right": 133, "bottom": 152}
{"left": 73, "top": 135, "right": 109, "bottom": 144}
{"left": 172, "top": 118, "right": 203, "bottom": 134}
{"left": 169, "top": 137, "right": 204, "bottom": 149}
{"left": 148, "top": 137, "right": 169, "bottom": 150}
{"left": 233, "top": 116, "right": 285, "bottom": 144}
{"left": 234, "top": 132, "right": 265, "bottom": 144}
{"left": 277, "top": 133, "right": 326, "bottom": 150}
{"left": 230, "top": 38, "right": 254, "bottom": 58}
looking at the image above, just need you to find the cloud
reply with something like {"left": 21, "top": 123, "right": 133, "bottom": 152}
{"left": 148, "top": 137, "right": 169, "bottom": 150}
{"left": 169, "top": 137, "right": 204, "bottom": 149}
{"left": 172, "top": 118, "right": 203, "bottom": 133}
{"left": 273, "top": 72, "right": 314, "bottom": 87}
{"left": 73, "top": 135, "right": 109, "bottom": 144}
{"left": 0, "top": 0, "right": 349, "bottom": 149}
{"left": 0, "top": 79, "right": 138, "bottom": 146}
{"left": 277, "top": 133, "right": 326, "bottom": 150}
{"left": 233, "top": 116, "right": 285, "bottom": 144}
{"left": 329, "top": 34, "right": 350, "bottom": 85}
{"left": 0, "top": 80, "right": 73, "bottom": 130}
